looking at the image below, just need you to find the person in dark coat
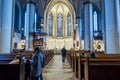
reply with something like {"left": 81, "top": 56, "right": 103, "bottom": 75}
{"left": 61, "top": 46, "right": 67, "bottom": 63}
{"left": 30, "top": 47, "right": 46, "bottom": 80}
{"left": 25, "top": 59, "right": 31, "bottom": 80}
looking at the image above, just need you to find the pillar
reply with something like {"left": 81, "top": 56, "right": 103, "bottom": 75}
{"left": 77, "top": 18, "right": 82, "bottom": 49}
{"left": 84, "top": 2, "right": 93, "bottom": 51}
{"left": 116, "top": 0, "right": 120, "bottom": 53}
{"left": 0, "top": 0, "right": 15, "bottom": 53}
{"left": 104, "top": 0, "right": 118, "bottom": 53}
{"left": 0, "top": 0, "right": 2, "bottom": 40}
{"left": 25, "top": 2, "right": 35, "bottom": 51}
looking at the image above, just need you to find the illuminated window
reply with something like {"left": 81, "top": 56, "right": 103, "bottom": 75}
{"left": 48, "top": 13, "right": 53, "bottom": 36}
{"left": 67, "top": 14, "right": 72, "bottom": 36}
{"left": 24, "top": 11, "right": 27, "bottom": 36}
{"left": 35, "top": 13, "right": 37, "bottom": 23}
{"left": 93, "top": 11, "right": 98, "bottom": 31}
{"left": 57, "top": 13, "right": 63, "bottom": 37}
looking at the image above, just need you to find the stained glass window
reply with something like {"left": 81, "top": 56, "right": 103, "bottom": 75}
{"left": 94, "top": 11, "right": 98, "bottom": 31}
{"left": 57, "top": 13, "right": 63, "bottom": 37}
{"left": 48, "top": 13, "right": 53, "bottom": 36}
{"left": 67, "top": 14, "right": 72, "bottom": 36}
{"left": 93, "top": 11, "right": 98, "bottom": 36}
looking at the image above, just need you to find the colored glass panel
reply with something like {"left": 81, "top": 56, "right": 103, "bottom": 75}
{"left": 57, "top": 13, "right": 63, "bottom": 37}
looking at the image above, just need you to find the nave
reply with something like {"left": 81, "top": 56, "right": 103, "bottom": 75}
{"left": 43, "top": 54, "right": 78, "bottom": 80}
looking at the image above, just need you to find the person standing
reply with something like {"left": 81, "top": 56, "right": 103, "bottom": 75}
{"left": 61, "top": 46, "right": 67, "bottom": 64}
{"left": 25, "top": 59, "right": 31, "bottom": 80}
{"left": 30, "top": 47, "right": 46, "bottom": 80}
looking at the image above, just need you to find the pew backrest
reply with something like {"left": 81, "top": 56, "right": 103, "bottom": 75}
{"left": 0, "top": 54, "right": 16, "bottom": 64}
{"left": 0, "top": 64, "right": 20, "bottom": 80}
{"left": 84, "top": 57, "right": 120, "bottom": 80}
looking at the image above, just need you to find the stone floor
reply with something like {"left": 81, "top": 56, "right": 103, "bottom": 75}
{"left": 43, "top": 55, "right": 78, "bottom": 80}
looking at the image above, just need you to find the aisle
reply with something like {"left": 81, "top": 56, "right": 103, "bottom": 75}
{"left": 43, "top": 54, "right": 78, "bottom": 80}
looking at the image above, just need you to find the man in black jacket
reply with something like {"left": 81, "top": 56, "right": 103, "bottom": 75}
{"left": 61, "top": 46, "right": 67, "bottom": 63}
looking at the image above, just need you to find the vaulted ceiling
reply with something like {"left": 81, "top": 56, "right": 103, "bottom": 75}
{"left": 18, "top": 0, "right": 102, "bottom": 18}
{"left": 36, "top": 0, "right": 82, "bottom": 18}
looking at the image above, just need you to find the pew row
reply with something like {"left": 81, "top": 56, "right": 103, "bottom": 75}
{"left": 0, "top": 63, "right": 24, "bottom": 80}
{"left": 0, "top": 54, "right": 17, "bottom": 64}
{"left": 78, "top": 56, "right": 120, "bottom": 80}
{"left": 66, "top": 50, "right": 120, "bottom": 80}
{"left": 84, "top": 57, "right": 120, "bottom": 80}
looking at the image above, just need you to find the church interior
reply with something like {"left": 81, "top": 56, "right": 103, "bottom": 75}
{"left": 0, "top": 0, "right": 120, "bottom": 80}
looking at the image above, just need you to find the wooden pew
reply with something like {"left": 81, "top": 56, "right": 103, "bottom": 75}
{"left": 0, "top": 53, "right": 17, "bottom": 64}
{"left": 73, "top": 50, "right": 90, "bottom": 78}
{"left": 77, "top": 53, "right": 120, "bottom": 80}
{"left": 0, "top": 64, "right": 20, "bottom": 80}
{"left": 66, "top": 50, "right": 72, "bottom": 67}
{"left": 96, "top": 53, "right": 120, "bottom": 58}
{"left": 0, "top": 64, "right": 25, "bottom": 80}
{"left": 84, "top": 57, "right": 120, "bottom": 80}
{"left": 44, "top": 50, "right": 54, "bottom": 65}
{"left": 0, "top": 53, "right": 26, "bottom": 80}
{"left": 66, "top": 50, "right": 86, "bottom": 77}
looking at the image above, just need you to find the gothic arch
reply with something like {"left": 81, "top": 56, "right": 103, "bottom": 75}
{"left": 44, "top": 0, "right": 76, "bottom": 50}
{"left": 44, "top": 0, "right": 76, "bottom": 33}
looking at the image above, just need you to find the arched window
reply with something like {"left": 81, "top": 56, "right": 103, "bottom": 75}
{"left": 57, "top": 13, "right": 63, "bottom": 37}
{"left": 34, "top": 12, "right": 37, "bottom": 32}
{"left": 67, "top": 14, "right": 72, "bottom": 36}
{"left": 93, "top": 11, "right": 98, "bottom": 36}
{"left": 24, "top": 10, "right": 27, "bottom": 36}
{"left": 35, "top": 13, "right": 37, "bottom": 23}
{"left": 93, "top": 11, "right": 98, "bottom": 31}
{"left": 48, "top": 13, "right": 53, "bottom": 36}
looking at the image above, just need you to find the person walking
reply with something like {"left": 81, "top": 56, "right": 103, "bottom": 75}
{"left": 61, "top": 46, "right": 67, "bottom": 64}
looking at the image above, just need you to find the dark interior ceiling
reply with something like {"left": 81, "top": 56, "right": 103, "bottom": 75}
{"left": 18, "top": 0, "right": 102, "bottom": 18}
{"left": 18, "top": 0, "right": 102, "bottom": 19}
{"left": 34, "top": 0, "right": 82, "bottom": 18}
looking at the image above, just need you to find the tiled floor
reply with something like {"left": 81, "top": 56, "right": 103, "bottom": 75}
{"left": 43, "top": 55, "right": 78, "bottom": 80}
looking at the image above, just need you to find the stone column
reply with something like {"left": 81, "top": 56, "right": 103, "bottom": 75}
{"left": 116, "top": 0, "right": 120, "bottom": 53}
{"left": 84, "top": 2, "right": 93, "bottom": 51}
{"left": 77, "top": 18, "right": 82, "bottom": 49}
{"left": 0, "top": 0, "right": 2, "bottom": 41}
{"left": 0, "top": 0, "right": 15, "bottom": 53}
{"left": 104, "top": 0, "right": 118, "bottom": 53}
{"left": 25, "top": 2, "right": 35, "bottom": 51}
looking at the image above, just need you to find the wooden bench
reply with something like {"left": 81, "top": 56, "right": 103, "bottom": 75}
{"left": 0, "top": 63, "right": 25, "bottom": 80}
{"left": 0, "top": 53, "right": 26, "bottom": 80}
{"left": 0, "top": 64, "right": 20, "bottom": 80}
{"left": 66, "top": 50, "right": 120, "bottom": 80}
{"left": 44, "top": 50, "right": 54, "bottom": 65}
{"left": 77, "top": 53, "right": 120, "bottom": 80}
{"left": 84, "top": 57, "right": 120, "bottom": 80}
{"left": 0, "top": 54, "right": 17, "bottom": 64}
{"left": 70, "top": 51, "right": 90, "bottom": 77}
